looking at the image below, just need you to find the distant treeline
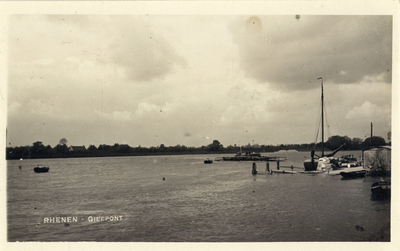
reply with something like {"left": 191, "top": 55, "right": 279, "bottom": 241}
{"left": 6, "top": 135, "right": 389, "bottom": 160}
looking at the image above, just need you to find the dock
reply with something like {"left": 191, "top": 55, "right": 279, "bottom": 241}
{"left": 252, "top": 161, "right": 302, "bottom": 175}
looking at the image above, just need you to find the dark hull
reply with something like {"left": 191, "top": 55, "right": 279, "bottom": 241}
{"left": 204, "top": 160, "right": 213, "bottom": 164}
{"left": 371, "top": 181, "right": 391, "bottom": 199}
{"left": 340, "top": 170, "right": 366, "bottom": 178}
{"left": 33, "top": 167, "right": 49, "bottom": 173}
{"left": 303, "top": 159, "right": 318, "bottom": 171}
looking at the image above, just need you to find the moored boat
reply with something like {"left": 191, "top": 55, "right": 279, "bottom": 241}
{"left": 303, "top": 77, "right": 345, "bottom": 172}
{"left": 339, "top": 154, "right": 359, "bottom": 167}
{"left": 371, "top": 179, "right": 390, "bottom": 198}
{"left": 204, "top": 158, "right": 213, "bottom": 164}
{"left": 340, "top": 169, "right": 366, "bottom": 178}
{"left": 33, "top": 165, "right": 49, "bottom": 173}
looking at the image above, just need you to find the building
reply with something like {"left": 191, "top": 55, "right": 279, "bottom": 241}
{"left": 68, "top": 146, "right": 86, "bottom": 152}
{"left": 362, "top": 146, "right": 391, "bottom": 175}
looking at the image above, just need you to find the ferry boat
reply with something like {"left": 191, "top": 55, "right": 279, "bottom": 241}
{"left": 217, "top": 151, "right": 286, "bottom": 162}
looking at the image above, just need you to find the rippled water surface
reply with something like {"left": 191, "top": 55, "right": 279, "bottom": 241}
{"left": 7, "top": 151, "right": 390, "bottom": 242}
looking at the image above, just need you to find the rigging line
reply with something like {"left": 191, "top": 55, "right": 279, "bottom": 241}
{"left": 312, "top": 95, "right": 322, "bottom": 148}
{"left": 314, "top": 107, "right": 322, "bottom": 145}
{"left": 324, "top": 100, "right": 331, "bottom": 140}
{"left": 314, "top": 117, "right": 321, "bottom": 149}
{"left": 325, "top": 92, "right": 342, "bottom": 136}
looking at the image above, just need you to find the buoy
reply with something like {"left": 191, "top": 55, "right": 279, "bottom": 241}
{"left": 163, "top": 177, "right": 165, "bottom": 181}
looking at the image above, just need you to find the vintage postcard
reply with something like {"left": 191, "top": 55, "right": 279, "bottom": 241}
{"left": 1, "top": 1, "right": 399, "bottom": 251}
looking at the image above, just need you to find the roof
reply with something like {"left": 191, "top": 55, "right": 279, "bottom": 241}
{"left": 69, "top": 146, "right": 86, "bottom": 151}
{"left": 362, "top": 146, "right": 391, "bottom": 152}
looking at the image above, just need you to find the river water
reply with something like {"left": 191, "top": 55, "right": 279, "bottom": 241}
{"left": 7, "top": 150, "right": 390, "bottom": 242}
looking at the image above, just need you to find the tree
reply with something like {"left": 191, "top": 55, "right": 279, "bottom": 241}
{"left": 326, "top": 135, "right": 351, "bottom": 149}
{"left": 54, "top": 144, "right": 68, "bottom": 155}
{"left": 98, "top": 144, "right": 111, "bottom": 151}
{"left": 351, "top": 138, "right": 363, "bottom": 149}
{"left": 59, "top": 138, "right": 68, "bottom": 146}
{"left": 55, "top": 138, "right": 68, "bottom": 156}
{"left": 33, "top": 141, "right": 44, "bottom": 148}
{"left": 31, "top": 141, "right": 46, "bottom": 157}
{"left": 209, "top": 140, "right": 223, "bottom": 151}
{"left": 363, "top": 136, "right": 386, "bottom": 148}
{"left": 116, "top": 144, "right": 131, "bottom": 153}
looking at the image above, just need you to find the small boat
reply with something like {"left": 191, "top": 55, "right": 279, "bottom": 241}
{"left": 371, "top": 179, "right": 390, "bottom": 198}
{"left": 340, "top": 169, "right": 366, "bottom": 178}
{"left": 204, "top": 158, "right": 213, "bottom": 164}
{"left": 33, "top": 165, "right": 49, "bottom": 173}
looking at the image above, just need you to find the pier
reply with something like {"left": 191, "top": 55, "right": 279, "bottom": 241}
{"left": 252, "top": 161, "right": 302, "bottom": 175}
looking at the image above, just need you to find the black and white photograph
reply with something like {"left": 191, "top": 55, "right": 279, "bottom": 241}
{"left": 1, "top": 1, "right": 398, "bottom": 250}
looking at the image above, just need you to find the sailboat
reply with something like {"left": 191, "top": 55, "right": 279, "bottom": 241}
{"left": 303, "top": 77, "right": 345, "bottom": 172}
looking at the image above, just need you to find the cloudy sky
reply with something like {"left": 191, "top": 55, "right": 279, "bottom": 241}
{"left": 6, "top": 14, "right": 392, "bottom": 148}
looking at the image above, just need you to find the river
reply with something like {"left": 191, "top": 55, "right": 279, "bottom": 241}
{"left": 7, "top": 150, "right": 390, "bottom": 242}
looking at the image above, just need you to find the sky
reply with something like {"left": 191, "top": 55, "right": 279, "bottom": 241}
{"left": 6, "top": 14, "right": 393, "bottom": 148}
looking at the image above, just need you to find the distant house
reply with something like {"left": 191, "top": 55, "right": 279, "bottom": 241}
{"left": 69, "top": 146, "right": 86, "bottom": 152}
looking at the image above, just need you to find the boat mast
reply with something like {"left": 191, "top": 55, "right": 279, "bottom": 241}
{"left": 318, "top": 77, "right": 324, "bottom": 156}
{"left": 371, "top": 122, "right": 373, "bottom": 146}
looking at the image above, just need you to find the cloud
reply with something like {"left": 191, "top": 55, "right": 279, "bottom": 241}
{"left": 230, "top": 15, "right": 392, "bottom": 90}
{"left": 345, "top": 101, "right": 390, "bottom": 122}
{"left": 135, "top": 102, "right": 160, "bottom": 116}
{"left": 6, "top": 15, "right": 392, "bottom": 148}
{"left": 343, "top": 100, "right": 391, "bottom": 139}
{"left": 9, "top": 98, "right": 73, "bottom": 121}
{"left": 110, "top": 18, "right": 187, "bottom": 82}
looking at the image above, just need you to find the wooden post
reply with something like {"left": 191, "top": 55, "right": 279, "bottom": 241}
{"left": 277, "top": 161, "right": 280, "bottom": 170}
{"left": 266, "top": 162, "right": 270, "bottom": 172}
{"left": 252, "top": 162, "right": 257, "bottom": 175}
